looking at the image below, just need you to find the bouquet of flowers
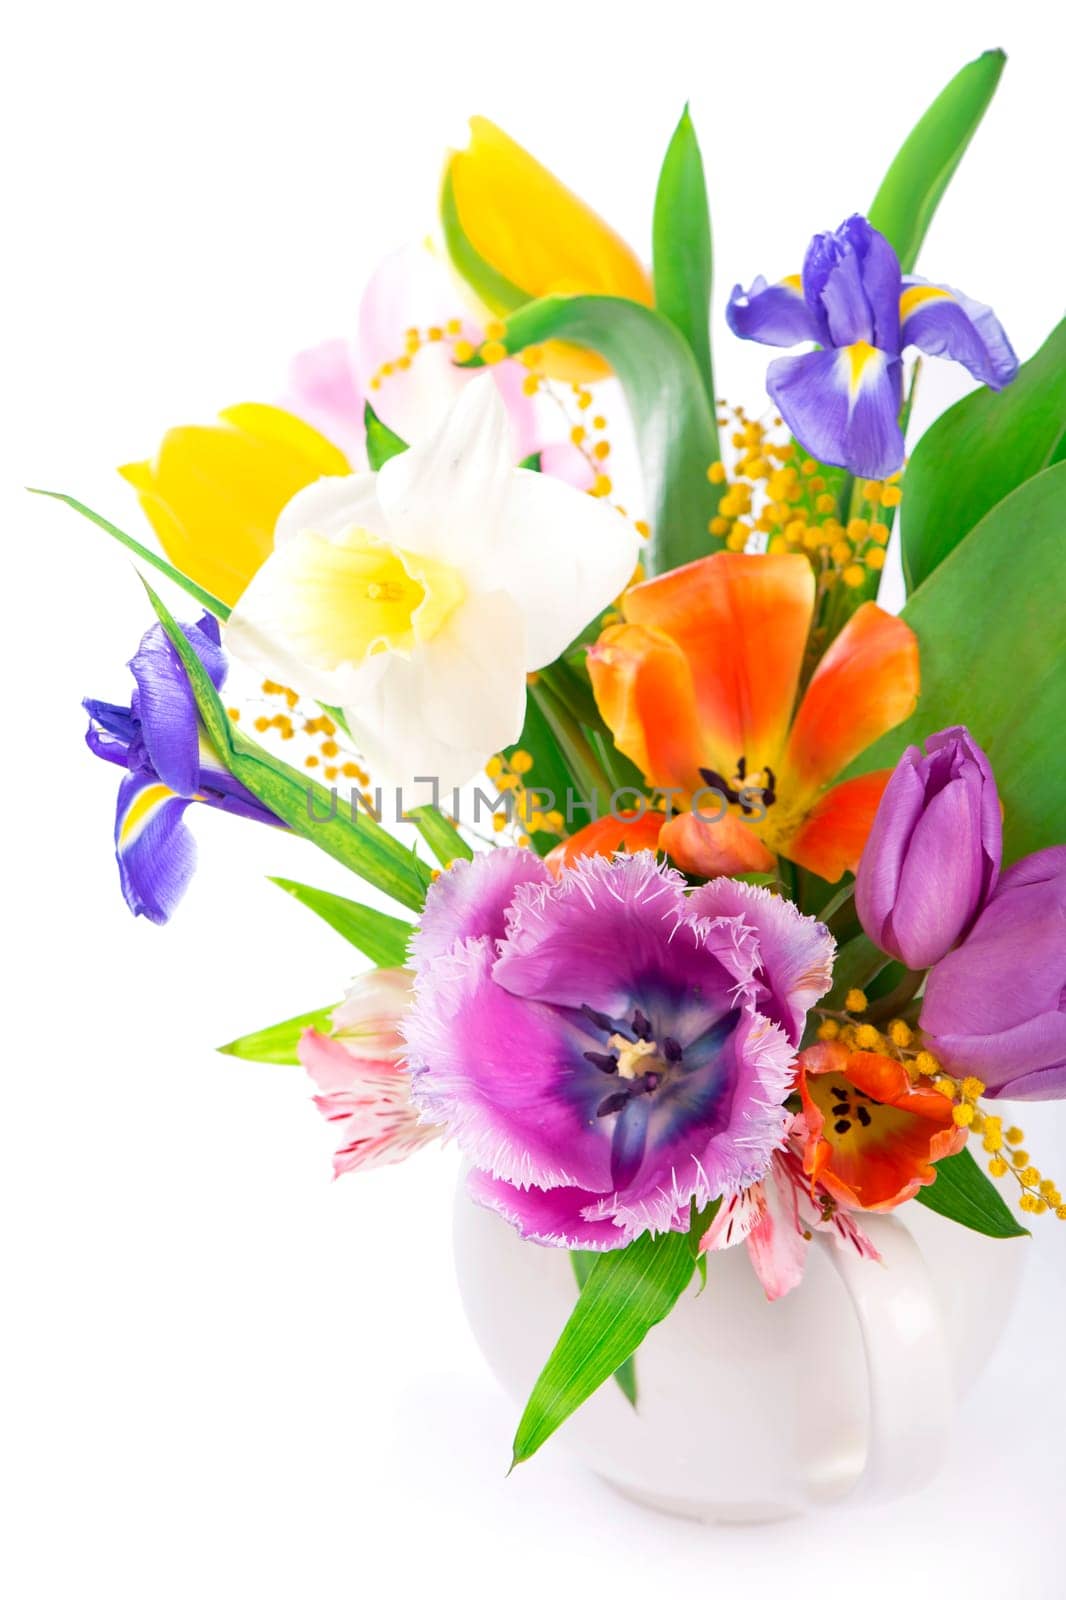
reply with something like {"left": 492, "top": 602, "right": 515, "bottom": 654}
{"left": 52, "top": 47, "right": 1064, "bottom": 1476}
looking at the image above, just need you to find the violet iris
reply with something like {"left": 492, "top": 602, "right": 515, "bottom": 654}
{"left": 84, "top": 613, "right": 280, "bottom": 923}
{"left": 727, "top": 214, "right": 1017, "bottom": 478}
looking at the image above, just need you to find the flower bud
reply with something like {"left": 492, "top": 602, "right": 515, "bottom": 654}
{"left": 855, "top": 726, "right": 1001, "bottom": 968}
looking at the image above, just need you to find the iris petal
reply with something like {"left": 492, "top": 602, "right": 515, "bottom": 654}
{"left": 725, "top": 275, "right": 820, "bottom": 347}
{"left": 900, "top": 277, "right": 1019, "bottom": 389}
{"left": 114, "top": 771, "right": 196, "bottom": 925}
{"left": 767, "top": 345, "right": 904, "bottom": 479}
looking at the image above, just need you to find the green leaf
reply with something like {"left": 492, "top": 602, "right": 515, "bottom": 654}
{"left": 218, "top": 1004, "right": 337, "bottom": 1064}
{"left": 652, "top": 104, "right": 714, "bottom": 407}
{"left": 868, "top": 49, "right": 1006, "bottom": 273}
{"left": 502, "top": 692, "right": 578, "bottom": 858}
{"left": 31, "top": 489, "right": 231, "bottom": 620}
{"left": 408, "top": 805, "right": 474, "bottom": 868}
{"left": 475, "top": 295, "right": 720, "bottom": 576}
{"left": 529, "top": 676, "right": 610, "bottom": 814}
{"left": 440, "top": 165, "right": 527, "bottom": 317}
{"left": 825, "top": 933, "right": 890, "bottom": 1011}
{"left": 847, "top": 463, "right": 1066, "bottom": 864}
{"left": 363, "top": 403, "right": 408, "bottom": 469}
{"left": 140, "top": 579, "right": 433, "bottom": 911}
{"left": 511, "top": 1229, "right": 694, "bottom": 1467}
{"left": 902, "top": 319, "right": 1066, "bottom": 590}
{"left": 268, "top": 877, "right": 412, "bottom": 965}
{"left": 569, "top": 1253, "right": 637, "bottom": 1406}
{"left": 915, "top": 1147, "right": 1029, "bottom": 1238}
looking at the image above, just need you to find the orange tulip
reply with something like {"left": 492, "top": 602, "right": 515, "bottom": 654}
{"left": 545, "top": 809, "right": 665, "bottom": 876}
{"left": 586, "top": 552, "right": 919, "bottom": 881}
{"left": 797, "top": 1043, "right": 966, "bottom": 1210}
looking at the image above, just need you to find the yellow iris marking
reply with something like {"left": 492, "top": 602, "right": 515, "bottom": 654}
{"left": 779, "top": 273, "right": 803, "bottom": 293}
{"left": 844, "top": 340, "right": 882, "bottom": 397}
{"left": 899, "top": 283, "right": 953, "bottom": 322}
{"left": 119, "top": 782, "right": 174, "bottom": 846}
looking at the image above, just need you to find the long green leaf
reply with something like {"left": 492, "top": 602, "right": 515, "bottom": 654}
{"left": 846, "top": 463, "right": 1066, "bottom": 864}
{"left": 652, "top": 105, "right": 714, "bottom": 407}
{"left": 475, "top": 295, "right": 720, "bottom": 576}
{"left": 32, "top": 489, "right": 231, "bottom": 620}
{"left": 268, "top": 877, "right": 413, "bottom": 965}
{"left": 218, "top": 1004, "right": 337, "bottom": 1064}
{"left": 915, "top": 1147, "right": 1028, "bottom": 1238}
{"left": 868, "top": 49, "right": 1006, "bottom": 273}
{"left": 511, "top": 1230, "right": 694, "bottom": 1467}
{"left": 140, "top": 580, "right": 432, "bottom": 911}
{"left": 902, "top": 318, "right": 1066, "bottom": 590}
{"left": 570, "top": 1252, "right": 637, "bottom": 1406}
{"left": 408, "top": 805, "right": 474, "bottom": 868}
{"left": 363, "top": 403, "right": 408, "bottom": 469}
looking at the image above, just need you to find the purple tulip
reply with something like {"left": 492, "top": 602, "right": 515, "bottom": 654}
{"left": 855, "top": 726, "right": 1001, "bottom": 969}
{"left": 920, "top": 847, "right": 1066, "bottom": 1100}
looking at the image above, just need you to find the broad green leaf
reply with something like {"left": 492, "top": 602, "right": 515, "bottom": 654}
{"left": 511, "top": 1229, "right": 694, "bottom": 1467}
{"left": 570, "top": 1252, "right": 637, "bottom": 1406}
{"left": 32, "top": 489, "right": 230, "bottom": 620}
{"left": 440, "top": 165, "right": 527, "bottom": 317}
{"left": 902, "top": 319, "right": 1066, "bottom": 590}
{"left": 868, "top": 49, "right": 1006, "bottom": 273}
{"left": 915, "top": 1147, "right": 1029, "bottom": 1238}
{"left": 269, "top": 877, "right": 412, "bottom": 965}
{"left": 363, "top": 403, "right": 408, "bottom": 469}
{"left": 408, "top": 805, "right": 474, "bottom": 867}
{"left": 475, "top": 295, "right": 720, "bottom": 575}
{"left": 652, "top": 105, "right": 714, "bottom": 407}
{"left": 847, "top": 463, "right": 1066, "bottom": 864}
{"left": 140, "top": 580, "right": 433, "bottom": 911}
{"left": 218, "top": 1004, "right": 337, "bottom": 1064}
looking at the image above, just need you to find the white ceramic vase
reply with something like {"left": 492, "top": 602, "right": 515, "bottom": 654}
{"left": 453, "top": 1184, "right": 1027, "bottom": 1521}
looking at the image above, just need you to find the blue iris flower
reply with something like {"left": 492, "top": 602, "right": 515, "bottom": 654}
{"left": 84, "top": 613, "right": 281, "bottom": 923}
{"left": 727, "top": 214, "right": 1018, "bottom": 479}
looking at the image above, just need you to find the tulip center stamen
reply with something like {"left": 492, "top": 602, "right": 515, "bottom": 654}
{"left": 580, "top": 1003, "right": 684, "bottom": 1115}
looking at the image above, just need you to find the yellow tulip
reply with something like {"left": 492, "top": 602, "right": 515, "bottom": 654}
{"left": 119, "top": 404, "right": 350, "bottom": 608}
{"left": 443, "top": 117, "right": 653, "bottom": 382}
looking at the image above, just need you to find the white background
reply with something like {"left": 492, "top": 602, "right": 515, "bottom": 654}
{"left": 4, "top": 1, "right": 1064, "bottom": 1595}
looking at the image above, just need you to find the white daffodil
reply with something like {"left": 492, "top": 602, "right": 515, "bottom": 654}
{"left": 225, "top": 377, "right": 640, "bottom": 788}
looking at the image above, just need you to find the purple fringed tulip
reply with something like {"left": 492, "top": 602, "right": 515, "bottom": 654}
{"left": 404, "top": 849, "right": 834, "bottom": 1248}
{"left": 920, "top": 848, "right": 1066, "bottom": 1100}
{"left": 726, "top": 215, "right": 1018, "bottom": 478}
{"left": 855, "top": 727, "right": 1001, "bottom": 969}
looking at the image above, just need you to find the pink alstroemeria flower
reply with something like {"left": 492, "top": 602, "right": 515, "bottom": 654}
{"left": 283, "top": 242, "right": 595, "bottom": 486}
{"left": 299, "top": 968, "right": 439, "bottom": 1177}
{"left": 700, "top": 1114, "right": 880, "bottom": 1300}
